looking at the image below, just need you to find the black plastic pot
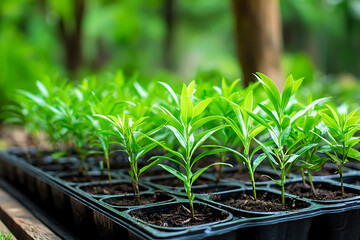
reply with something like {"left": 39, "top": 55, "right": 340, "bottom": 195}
{"left": 56, "top": 171, "right": 119, "bottom": 186}
{"left": 310, "top": 162, "right": 354, "bottom": 179}
{"left": 69, "top": 195, "right": 98, "bottom": 239}
{"left": 100, "top": 192, "right": 176, "bottom": 211}
{"left": 328, "top": 172, "right": 360, "bottom": 187}
{"left": 142, "top": 174, "right": 218, "bottom": 192}
{"left": 76, "top": 180, "right": 151, "bottom": 199}
{"left": 219, "top": 166, "right": 301, "bottom": 186}
{"left": 176, "top": 182, "right": 244, "bottom": 196}
{"left": 308, "top": 201, "right": 360, "bottom": 240}
{"left": 270, "top": 179, "right": 360, "bottom": 204}
{"left": 2, "top": 150, "right": 360, "bottom": 240}
{"left": 125, "top": 201, "right": 233, "bottom": 231}
{"left": 345, "top": 161, "right": 360, "bottom": 171}
{"left": 200, "top": 188, "right": 315, "bottom": 217}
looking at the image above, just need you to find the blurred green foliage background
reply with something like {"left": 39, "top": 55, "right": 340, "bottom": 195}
{"left": 1, "top": 0, "right": 360, "bottom": 106}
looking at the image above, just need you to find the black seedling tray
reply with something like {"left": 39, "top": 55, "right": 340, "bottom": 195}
{"left": 1, "top": 151, "right": 360, "bottom": 240}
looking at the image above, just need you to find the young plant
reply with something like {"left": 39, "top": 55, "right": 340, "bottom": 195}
{"left": 10, "top": 78, "right": 68, "bottom": 157}
{"left": 291, "top": 101, "right": 327, "bottom": 194}
{"left": 95, "top": 113, "right": 161, "bottom": 204}
{"left": 316, "top": 105, "right": 360, "bottom": 195}
{"left": 210, "top": 79, "right": 240, "bottom": 183}
{"left": 88, "top": 91, "right": 129, "bottom": 186}
{"left": 207, "top": 90, "right": 266, "bottom": 200}
{"left": 148, "top": 81, "right": 232, "bottom": 221}
{"left": 246, "top": 73, "right": 327, "bottom": 205}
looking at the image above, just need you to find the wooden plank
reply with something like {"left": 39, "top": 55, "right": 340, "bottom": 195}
{"left": 0, "top": 220, "right": 15, "bottom": 239}
{"left": 0, "top": 188, "right": 61, "bottom": 240}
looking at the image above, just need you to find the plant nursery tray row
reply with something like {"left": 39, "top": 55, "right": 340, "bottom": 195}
{"left": 1, "top": 152, "right": 360, "bottom": 240}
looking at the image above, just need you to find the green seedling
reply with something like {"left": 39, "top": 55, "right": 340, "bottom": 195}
{"left": 95, "top": 113, "right": 162, "bottom": 204}
{"left": 316, "top": 105, "right": 360, "bottom": 195}
{"left": 210, "top": 79, "right": 240, "bottom": 183}
{"left": 246, "top": 73, "right": 327, "bottom": 205}
{"left": 207, "top": 90, "right": 266, "bottom": 200}
{"left": 291, "top": 99, "right": 327, "bottom": 194}
{"left": 147, "top": 81, "right": 232, "bottom": 221}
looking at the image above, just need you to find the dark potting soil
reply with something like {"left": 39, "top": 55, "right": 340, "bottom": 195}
{"left": 285, "top": 182, "right": 358, "bottom": 200}
{"left": 310, "top": 167, "right": 343, "bottom": 176}
{"left": 141, "top": 170, "right": 169, "bottom": 177}
{"left": 223, "top": 171, "right": 279, "bottom": 182}
{"left": 212, "top": 191, "right": 309, "bottom": 212}
{"left": 81, "top": 183, "right": 147, "bottom": 195}
{"left": 131, "top": 204, "right": 228, "bottom": 227}
{"left": 191, "top": 185, "right": 240, "bottom": 194}
{"left": 60, "top": 175, "right": 110, "bottom": 183}
{"left": 105, "top": 192, "right": 170, "bottom": 206}
{"left": 152, "top": 177, "right": 216, "bottom": 187}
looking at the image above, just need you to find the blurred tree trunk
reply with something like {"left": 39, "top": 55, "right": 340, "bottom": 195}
{"left": 59, "top": 0, "right": 85, "bottom": 74}
{"left": 162, "top": 0, "right": 175, "bottom": 70}
{"left": 92, "top": 37, "right": 109, "bottom": 70}
{"left": 232, "top": 0, "right": 283, "bottom": 89}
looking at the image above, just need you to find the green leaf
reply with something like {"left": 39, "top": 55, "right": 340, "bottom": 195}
{"left": 158, "top": 164, "right": 186, "bottom": 182}
{"left": 159, "top": 82, "right": 179, "bottom": 107}
{"left": 290, "top": 97, "right": 329, "bottom": 124}
{"left": 148, "top": 155, "right": 185, "bottom": 169}
{"left": 320, "top": 112, "right": 339, "bottom": 131}
{"left": 254, "top": 138, "right": 277, "bottom": 166}
{"left": 51, "top": 151, "right": 67, "bottom": 160}
{"left": 139, "top": 158, "right": 164, "bottom": 176}
{"left": 252, "top": 153, "right": 266, "bottom": 171}
{"left": 191, "top": 116, "right": 221, "bottom": 133}
{"left": 221, "top": 116, "right": 245, "bottom": 144}
{"left": 191, "top": 125, "right": 227, "bottom": 157}
{"left": 187, "top": 81, "right": 195, "bottom": 96}
{"left": 255, "top": 73, "right": 281, "bottom": 114}
{"left": 249, "top": 125, "right": 266, "bottom": 139}
{"left": 347, "top": 148, "right": 360, "bottom": 161}
{"left": 261, "top": 174, "right": 281, "bottom": 185}
{"left": 326, "top": 104, "right": 339, "bottom": 124}
{"left": 133, "top": 81, "right": 148, "bottom": 98}
{"left": 191, "top": 162, "right": 232, "bottom": 185}
{"left": 191, "top": 148, "right": 230, "bottom": 168}
{"left": 291, "top": 78, "right": 303, "bottom": 96}
{"left": 36, "top": 81, "right": 49, "bottom": 98}
{"left": 258, "top": 103, "right": 280, "bottom": 129}
{"left": 203, "top": 145, "right": 247, "bottom": 162}
{"left": 143, "top": 134, "right": 185, "bottom": 161}
{"left": 346, "top": 138, "right": 360, "bottom": 148}
{"left": 157, "top": 105, "right": 183, "bottom": 130}
{"left": 280, "top": 126, "right": 291, "bottom": 146}
{"left": 166, "top": 125, "right": 186, "bottom": 149}
{"left": 181, "top": 84, "right": 193, "bottom": 124}
{"left": 269, "top": 130, "right": 280, "bottom": 148}
{"left": 193, "top": 98, "right": 213, "bottom": 118}
{"left": 281, "top": 74, "right": 294, "bottom": 110}
{"left": 245, "top": 109, "right": 272, "bottom": 130}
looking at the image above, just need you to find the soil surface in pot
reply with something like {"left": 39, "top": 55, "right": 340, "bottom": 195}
{"left": 285, "top": 182, "right": 358, "bottom": 200}
{"left": 191, "top": 185, "right": 240, "bottom": 194}
{"left": 60, "top": 174, "right": 110, "bottom": 183}
{"left": 310, "top": 167, "right": 345, "bottom": 176}
{"left": 131, "top": 203, "right": 228, "bottom": 227}
{"left": 105, "top": 191, "right": 171, "bottom": 206}
{"left": 81, "top": 182, "right": 147, "bottom": 195}
{"left": 223, "top": 171, "right": 279, "bottom": 182}
{"left": 212, "top": 191, "right": 309, "bottom": 212}
{"left": 141, "top": 170, "right": 169, "bottom": 177}
{"left": 293, "top": 166, "right": 348, "bottom": 176}
{"left": 152, "top": 177, "right": 216, "bottom": 187}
